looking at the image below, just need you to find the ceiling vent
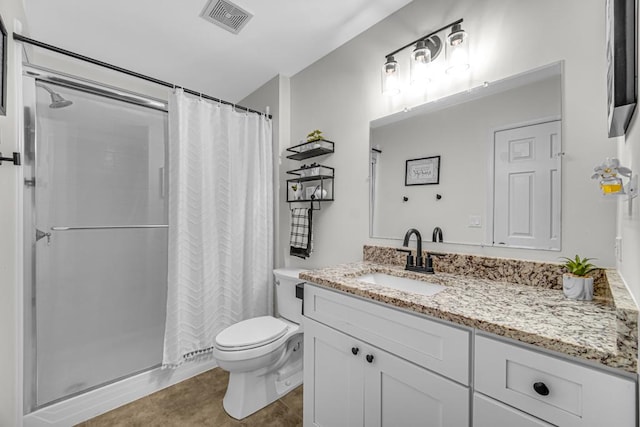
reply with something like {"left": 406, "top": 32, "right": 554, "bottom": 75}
{"left": 200, "top": 0, "right": 253, "bottom": 35}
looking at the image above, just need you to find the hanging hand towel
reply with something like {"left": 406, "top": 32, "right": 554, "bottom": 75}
{"left": 290, "top": 207, "right": 313, "bottom": 258}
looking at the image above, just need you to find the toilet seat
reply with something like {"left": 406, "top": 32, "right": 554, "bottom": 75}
{"left": 213, "top": 318, "right": 301, "bottom": 363}
{"left": 215, "top": 316, "right": 288, "bottom": 351}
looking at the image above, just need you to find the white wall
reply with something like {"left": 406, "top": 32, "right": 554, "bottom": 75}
{"left": 617, "top": 66, "right": 640, "bottom": 300}
{"left": 0, "top": 1, "right": 28, "bottom": 425}
{"left": 284, "top": 0, "right": 617, "bottom": 269}
{"left": 372, "top": 75, "right": 561, "bottom": 243}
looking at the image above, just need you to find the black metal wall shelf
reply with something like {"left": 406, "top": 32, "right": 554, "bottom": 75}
{"left": 286, "top": 176, "right": 334, "bottom": 203}
{"left": 286, "top": 164, "right": 334, "bottom": 182}
{"left": 286, "top": 138, "right": 335, "bottom": 206}
{"left": 289, "top": 197, "right": 335, "bottom": 203}
{"left": 286, "top": 139, "right": 335, "bottom": 160}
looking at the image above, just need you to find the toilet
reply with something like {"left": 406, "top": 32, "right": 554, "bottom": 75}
{"left": 213, "top": 268, "right": 306, "bottom": 420}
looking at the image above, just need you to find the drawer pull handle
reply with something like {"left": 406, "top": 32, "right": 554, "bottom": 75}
{"left": 533, "top": 382, "right": 550, "bottom": 396}
{"left": 351, "top": 347, "right": 359, "bottom": 355}
{"left": 366, "top": 354, "right": 374, "bottom": 363}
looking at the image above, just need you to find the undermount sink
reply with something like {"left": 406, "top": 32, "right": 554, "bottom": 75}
{"left": 356, "top": 273, "right": 445, "bottom": 297}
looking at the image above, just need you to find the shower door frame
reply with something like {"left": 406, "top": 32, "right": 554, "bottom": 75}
{"left": 20, "top": 66, "right": 217, "bottom": 425}
{"left": 23, "top": 64, "right": 169, "bottom": 412}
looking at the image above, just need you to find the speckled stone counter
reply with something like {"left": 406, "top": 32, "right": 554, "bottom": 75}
{"left": 300, "top": 259, "right": 638, "bottom": 373}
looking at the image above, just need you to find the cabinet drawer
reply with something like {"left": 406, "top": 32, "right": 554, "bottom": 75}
{"left": 474, "top": 393, "right": 553, "bottom": 427}
{"left": 304, "top": 283, "right": 470, "bottom": 385}
{"left": 475, "top": 335, "right": 636, "bottom": 427}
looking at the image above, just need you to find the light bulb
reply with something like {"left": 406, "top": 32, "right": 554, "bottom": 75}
{"left": 382, "top": 56, "right": 400, "bottom": 96}
{"left": 410, "top": 40, "right": 432, "bottom": 88}
{"left": 445, "top": 24, "right": 470, "bottom": 74}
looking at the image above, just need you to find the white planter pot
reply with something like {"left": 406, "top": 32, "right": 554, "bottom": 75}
{"left": 562, "top": 274, "right": 594, "bottom": 301}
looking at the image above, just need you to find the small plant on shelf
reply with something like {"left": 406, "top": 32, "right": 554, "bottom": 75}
{"left": 306, "top": 129, "right": 324, "bottom": 142}
{"left": 560, "top": 255, "right": 599, "bottom": 301}
{"left": 290, "top": 182, "right": 303, "bottom": 200}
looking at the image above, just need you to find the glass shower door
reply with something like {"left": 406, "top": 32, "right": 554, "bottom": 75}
{"left": 32, "top": 82, "right": 168, "bottom": 407}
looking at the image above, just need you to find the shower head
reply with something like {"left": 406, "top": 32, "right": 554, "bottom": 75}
{"left": 38, "top": 84, "right": 73, "bottom": 109}
{"left": 49, "top": 92, "right": 73, "bottom": 109}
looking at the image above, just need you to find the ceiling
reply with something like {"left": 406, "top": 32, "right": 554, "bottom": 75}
{"left": 23, "top": 0, "right": 413, "bottom": 103}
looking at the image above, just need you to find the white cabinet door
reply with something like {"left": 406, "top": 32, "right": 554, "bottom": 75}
{"left": 304, "top": 317, "right": 470, "bottom": 427}
{"left": 364, "top": 344, "right": 469, "bottom": 427}
{"left": 493, "top": 120, "right": 561, "bottom": 250}
{"left": 303, "top": 318, "right": 364, "bottom": 427}
{"left": 474, "top": 393, "right": 553, "bottom": 427}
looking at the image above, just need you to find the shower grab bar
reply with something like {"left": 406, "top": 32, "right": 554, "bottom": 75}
{"left": 51, "top": 225, "right": 168, "bottom": 231}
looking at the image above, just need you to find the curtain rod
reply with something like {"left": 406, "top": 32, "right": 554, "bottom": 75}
{"left": 13, "top": 33, "right": 272, "bottom": 119}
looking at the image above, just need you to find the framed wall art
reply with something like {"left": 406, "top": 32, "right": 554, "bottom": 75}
{"left": 606, "top": 0, "right": 637, "bottom": 137}
{"left": 405, "top": 156, "right": 440, "bottom": 186}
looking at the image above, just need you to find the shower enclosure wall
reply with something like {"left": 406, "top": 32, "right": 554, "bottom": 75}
{"left": 21, "top": 68, "right": 214, "bottom": 424}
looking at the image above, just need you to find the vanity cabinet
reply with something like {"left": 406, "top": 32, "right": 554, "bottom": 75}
{"left": 302, "top": 282, "right": 638, "bottom": 427}
{"left": 304, "top": 318, "right": 469, "bottom": 427}
{"left": 303, "top": 284, "right": 471, "bottom": 426}
{"left": 475, "top": 335, "right": 636, "bottom": 427}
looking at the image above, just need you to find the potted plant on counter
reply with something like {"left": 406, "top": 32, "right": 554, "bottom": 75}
{"left": 561, "top": 255, "right": 598, "bottom": 301}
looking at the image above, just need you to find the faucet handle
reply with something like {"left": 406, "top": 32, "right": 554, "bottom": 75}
{"left": 396, "top": 248, "right": 413, "bottom": 267}
{"left": 424, "top": 253, "right": 434, "bottom": 273}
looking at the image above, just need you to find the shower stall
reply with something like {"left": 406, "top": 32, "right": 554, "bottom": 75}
{"left": 21, "top": 68, "right": 214, "bottom": 424}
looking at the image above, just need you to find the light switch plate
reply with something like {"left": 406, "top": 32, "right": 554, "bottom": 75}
{"left": 615, "top": 237, "right": 622, "bottom": 262}
{"left": 468, "top": 215, "right": 482, "bottom": 228}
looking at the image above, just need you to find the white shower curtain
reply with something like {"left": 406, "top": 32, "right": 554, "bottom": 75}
{"left": 163, "top": 90, "right": 274, "bottom": 367}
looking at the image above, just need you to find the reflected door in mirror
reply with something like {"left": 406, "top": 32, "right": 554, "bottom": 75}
{"left": 493, "top": 121, "right": 561, "bottom": 250}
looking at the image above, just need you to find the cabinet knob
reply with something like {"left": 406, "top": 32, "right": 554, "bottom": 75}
{"left": 366, "top": 354, "right": 374, "bottom": 363}
{"left": 351, "top": 347, "right": 359, "bottom": 355}
{"left": 533, "top": 382, "right": 550, "bottom": 396}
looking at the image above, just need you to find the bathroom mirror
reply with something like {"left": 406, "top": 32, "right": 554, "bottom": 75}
{"left": 370, "top": 63, "right": 562, "bottom": 249}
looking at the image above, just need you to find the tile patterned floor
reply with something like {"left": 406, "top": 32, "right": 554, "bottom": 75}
{"left": 76, "top": 368, "right": 303, "bottom": 426}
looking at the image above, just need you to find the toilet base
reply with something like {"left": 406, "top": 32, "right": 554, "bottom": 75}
{"left": 222, "top": 363, "right": 303, "bottom": 420}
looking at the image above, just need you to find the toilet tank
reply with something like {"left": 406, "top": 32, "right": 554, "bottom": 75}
{"left": 274, "top": 268, "right": 307, "bottom": 324}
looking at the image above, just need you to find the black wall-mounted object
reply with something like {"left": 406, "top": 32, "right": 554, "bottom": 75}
{"left": 606, "top": 0, "right": 637, "bottom": 137}
{"left": 0, "top": 13, "right": 7, "bottom": 116}
{"left": 0, "top": 152, "right": 21, "bottom": 166}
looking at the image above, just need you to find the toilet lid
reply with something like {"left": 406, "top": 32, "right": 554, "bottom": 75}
{"left": 215, "top": 316, "right": 288, "bottom": 350}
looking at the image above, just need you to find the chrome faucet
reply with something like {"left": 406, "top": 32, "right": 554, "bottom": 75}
{"left": 396, "top": 228, "right": 434, "bottom": 274}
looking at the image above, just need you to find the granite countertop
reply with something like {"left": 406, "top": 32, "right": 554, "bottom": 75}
{"left": 300, "top": 261, "right": 638, "bottom": 373}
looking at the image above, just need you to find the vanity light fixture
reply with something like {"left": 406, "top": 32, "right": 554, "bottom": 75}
{"left": 382, "top": 19, "right": 469, "bottom": 96}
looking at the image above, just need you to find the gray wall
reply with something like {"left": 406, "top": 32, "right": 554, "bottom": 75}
{"left": 283, "top": 0, "right": 616, "bottom": 269}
